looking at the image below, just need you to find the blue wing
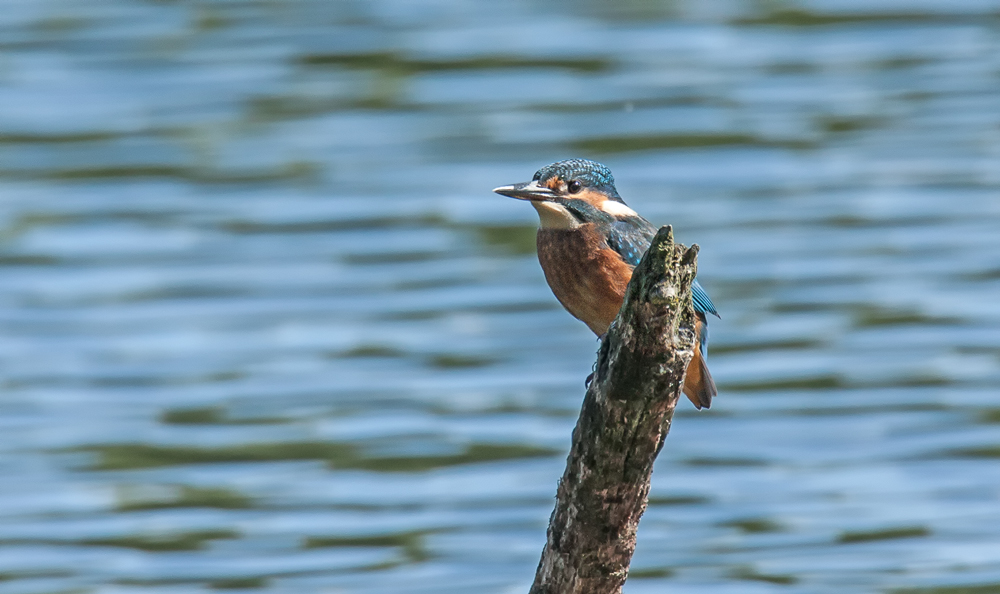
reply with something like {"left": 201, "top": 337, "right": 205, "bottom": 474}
{"left": 607, "top": 217, "right": 719, "bottom": 319}
{"left": 693, "top": 279, "right": 719, "bottom": 318}
{"left": 607, "top": 219, "right": 652, "bottom": 268}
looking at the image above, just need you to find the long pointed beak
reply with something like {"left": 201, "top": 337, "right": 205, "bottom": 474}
{"left": 493, "top": 180, "right": 558, "bottom": 201}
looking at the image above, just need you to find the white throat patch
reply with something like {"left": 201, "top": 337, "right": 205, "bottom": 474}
{"left": 532, "top": 202, "right": 581, "bottom": 229}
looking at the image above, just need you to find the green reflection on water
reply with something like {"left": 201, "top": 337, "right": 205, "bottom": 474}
{"left": 209, "top": 577, "right": 269, "bottom": 590}
{"left": 720, "top": 517, "right": 784, "bottom": 534}
{"left": 81, "top": 441, "right": 558, "bottom": 472}
{"left": 0, "top": 255, "right": 59, "bottom": 266}
{"left": 342, "top": 251, "right": 445, "bottom": 265}
{"left": 222, "top": 214, "right": 445, "bottom": 235}
{"left": 628, "top": 567, "right": 674, "bottom": 579}
{"left": 334, "top": 345, "right": 407, "bottom": 358}
{"left": 890, "top": 584, "right": 1000, "bottom": 594}
{"left": 734, "top": 9, "right": 952, "bottom": 26}
{"left": 0, "top": 131, "right": 119, "bottom": 144}
{"left": 3, "top": 162, "right": 319, "bottom": 183}
{"left": 720, "top": 375, "right": 842, "bottom": 392}
{"left": 947, "top": 445, "right": 1000, "bottom": 458}
{"left": 83, "top": 441, "right": 358, "bottom": 470}
{"left": 384, "top": 299, "right": 558, "bottom": 321}
{"left": 246, "top": 92, "right": 419, "bottom": 120}
{"left": 116, "top": 576, "right": 273, "bottom": 589}
{"left": 728, "top": 566, "right": 798, "bottom": 585}
{"left": 646, "top": 494, "right": 710, "bottom": 506}
{"left": 708, "top": 338, "right": 822, "bottom": 355}
{"left": 0, "top": 570, "right": 72, "bottom": 582}
{"left": 530, "top": 95, "right": 719, "bottom": 113}
{"left": 355, "top": 443, "right": 558, "bottom": 472}
{"left": 790, "top": 402, "right": 949, "bottom": 417}
{"left": 88, "top": 371, "right": 244, "bottom": 388}
{"left": 574, "top": 133, "right": 811, "bottom": 154}
{"left": 853, "top": 306, "right": 961, "bottom": 328}
{"left": 160, "top": 407, "right": 289, "bottom": 426}
{"left": 194, "top": 7, "right": 229, "bottom": 31}
{"left": 117, "top": 485, "right": 254, "bottom": 511}
{"left": 82, "top": 529, "right": 240, "bottom": 552}
{"left": 427, "top": 354, "right": 498, "bottom": 369}
{"left": 297, "top": 52, "right": 611, "bottom": 74}
{"left": 472, "top": 224, "right": 538, "bottom": 256}
{"left": 818, "top": 115, "right": 885, "bottom": 134}
{"left": 683, "top": 457, "right": 768, "bottom": 467}
{"left": 837, "top": 526, "right": 930, "bottom": 544}
{"left": 34, "top": 15, "right": 88, "bottom": 33}
{"left": 962, "top": 268, "right": 1000, "bottom": 281}
{"left": 305, "top": 529, "right": 437, "bottom": 565}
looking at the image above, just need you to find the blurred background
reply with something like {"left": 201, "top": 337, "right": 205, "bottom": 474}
{"left": 1, "top": 0, "right": 999, "bottom": 593}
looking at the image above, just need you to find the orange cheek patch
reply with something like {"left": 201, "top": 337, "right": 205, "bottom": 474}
{"left": 545, "top": 177, "right": 564, "bottom": 191}
{"left": 574, "top": 188, "right": 612, "bottom": 209}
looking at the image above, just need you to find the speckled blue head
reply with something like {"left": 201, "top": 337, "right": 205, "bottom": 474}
{"left": 533, "top": 159, "right": 622, "bottom": 201}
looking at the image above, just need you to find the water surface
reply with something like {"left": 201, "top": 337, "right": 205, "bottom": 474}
{"left": 1, "top": 1, "right": 1000, "bottom": 593}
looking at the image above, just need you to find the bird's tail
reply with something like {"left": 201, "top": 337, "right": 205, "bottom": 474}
{"left": 683, "top": 348, "right": 716, "bottom": 410}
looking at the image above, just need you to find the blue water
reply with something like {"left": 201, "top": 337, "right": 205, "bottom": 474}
{"left": 1, "top": 1, "right": 1000, "bottom": 593}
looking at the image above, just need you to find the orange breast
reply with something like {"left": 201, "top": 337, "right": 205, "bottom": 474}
{"left": 536, "top": 224, "right": 633, "bottom": 335}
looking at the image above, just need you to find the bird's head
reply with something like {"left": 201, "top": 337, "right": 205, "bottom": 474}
{"left": 493, "top": 159, "right": 638, "bottom": 229}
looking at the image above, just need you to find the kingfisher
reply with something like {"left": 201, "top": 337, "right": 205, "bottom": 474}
{"left": 494, "top": 159, "right": 718, "bottom": 409}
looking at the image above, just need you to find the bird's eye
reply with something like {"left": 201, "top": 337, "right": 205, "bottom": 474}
{"left": 567, "top": 180, "right": 582, "bottom": 194}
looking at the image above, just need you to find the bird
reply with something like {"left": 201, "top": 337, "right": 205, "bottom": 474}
{"left": 493, "top": 159, "right": 718, "bottom": 409}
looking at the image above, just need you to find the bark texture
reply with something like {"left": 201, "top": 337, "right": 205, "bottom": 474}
{"left": 529, "top": 226, "right": 699, "bottom": 594}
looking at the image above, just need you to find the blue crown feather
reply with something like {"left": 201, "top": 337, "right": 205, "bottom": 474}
{"left": 533, "top": 159, "right": 620, "bottom": 199}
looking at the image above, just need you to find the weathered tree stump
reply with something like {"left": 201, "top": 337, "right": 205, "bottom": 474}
{"left": 529, "top": 226, "right": 700, "bottom": 594}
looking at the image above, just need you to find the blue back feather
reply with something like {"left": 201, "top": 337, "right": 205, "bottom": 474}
{"left": 606, "top": 214, "right": 719, "bottom": 319}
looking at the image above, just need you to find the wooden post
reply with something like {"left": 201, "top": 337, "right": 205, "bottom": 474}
{"left": 529, "top": 226, "right": 700, "bottom": 594}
